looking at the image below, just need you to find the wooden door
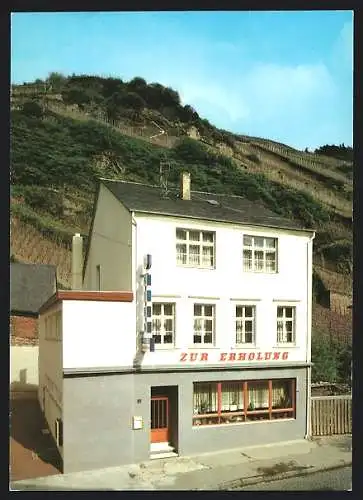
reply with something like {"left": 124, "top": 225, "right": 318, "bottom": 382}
{"left": 150, "top": 396, "right": 169, "bottom": 443}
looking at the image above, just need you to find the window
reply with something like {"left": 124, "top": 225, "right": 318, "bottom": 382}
{"left": 152, "top": 303, "right": 175, "bottom": 346}
{"left": 176, "top": 229, "right": 215, "bottom": 268}
{"left": 277, "top": 306, "right": 296, "bottom": 344}
{"left": 96, "top": 265, "right": 101, "bottom": 291}
{"left": 193, "top": 379, "right": 296, "bottom": 426}
{"left": 236, "top": 305, "right": 256, "bottom": 344}
{"left": 193, "top": 304, "right": 215, "bottom": 345}
{"left": 243, "top": 235, "right": 277, "bottom": 273}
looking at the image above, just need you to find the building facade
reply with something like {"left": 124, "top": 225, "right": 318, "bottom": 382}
{"left": 39, "top": 176, "right": 315, "bottom": 473}
{"left": 10, "top": 263, "right": 56, "bottom": 398}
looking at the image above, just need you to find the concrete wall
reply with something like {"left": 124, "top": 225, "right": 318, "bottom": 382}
{"left": 62, "top": 374, "right": 136, "bottom": 473}
{"left": 62, "top": 366, "right": 307, "bottom": 472}
{"left": 83, "top": 183, "right": 132, "bottom": 291}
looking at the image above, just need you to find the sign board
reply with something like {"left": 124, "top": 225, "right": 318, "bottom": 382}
{"left": 132, "top": 416, "right": 143, "bottom": 430}
{"left": 179, "top": 350, "right": 290, "bottom": 363}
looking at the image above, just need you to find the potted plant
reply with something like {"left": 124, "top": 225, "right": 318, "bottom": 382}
{"left": 200, "top": 401, "right": 208, "bottom": 415}
{"left": 230, "top": 397, "right": 238, "bottom": 412}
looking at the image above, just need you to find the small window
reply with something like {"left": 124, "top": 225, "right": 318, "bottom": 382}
{"left": 243, "top": 235, "right": 277, "bottom": 273}
{"left": 236, "top": 305, "right": 256, "bottom": 344}
{"left": 276, "top": 306, "right": 296, "bottom": 344}
{"left": 193, "top": 304, "right": 215, "bottom": 345}
{"left": 152, "top": 303, "right": 175, "bottom": 346}
{"left": 176, "top": 229, "right": 215, "bottom": 268}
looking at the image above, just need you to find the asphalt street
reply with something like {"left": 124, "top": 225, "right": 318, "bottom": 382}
{"left": 236, "top": 466, "right": 352, "bottom": 491}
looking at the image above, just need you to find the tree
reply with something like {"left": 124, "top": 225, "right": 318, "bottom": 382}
{"left": 47, "top": 72, "right": 67, "bottom": 91}
{"left": 311, "top": 334, "right": 339, "bottom": 383}
{"left": 62, "top": 87, "right": 91, "bottom": 108}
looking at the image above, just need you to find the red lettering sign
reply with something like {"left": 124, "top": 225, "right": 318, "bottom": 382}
{"left": 179, "top": 351, "right": 290, "bottom": 362}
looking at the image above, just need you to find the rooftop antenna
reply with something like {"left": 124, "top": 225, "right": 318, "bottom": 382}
{"left": 159, "top": 156, "right": 171, "bottom": 199}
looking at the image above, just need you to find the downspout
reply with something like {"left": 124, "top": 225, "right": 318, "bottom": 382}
{"left": 305, "top": 231, "right": 315, "bottom": 439}
{"left": 131, "top": 212, "right": 141, "bottom": 357}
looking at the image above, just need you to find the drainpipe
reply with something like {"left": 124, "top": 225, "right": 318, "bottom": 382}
{"left": 131, "top": 212, "right": 138, "bottom": 349}
{"left": 305, "top": 231, "right": 315, "bottom": 439}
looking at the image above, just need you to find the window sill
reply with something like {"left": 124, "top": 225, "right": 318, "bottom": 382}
{"left": 189, "top": 346, "right": 219, "bottom": 349}
{"left": 153, "top": 345, "right": 176, "bottom": 350}
{"left": 243, "top": 270, "right": 278, "bottom": 274}
{"left": 234, "top": 345, "right": 259, "bottom": 349}
{"left": 273, "top": 344, "right": 298, "bottom": 348}
{"left": 176, "top": 264, "right": 215, "bottom": 270}
{"left": 192, "top": 418, "right": 296, "bottom": 429}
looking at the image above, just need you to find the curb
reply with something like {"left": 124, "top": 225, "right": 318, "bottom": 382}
{"left": 217, "top": 461, "right": 352, "bottom": 490}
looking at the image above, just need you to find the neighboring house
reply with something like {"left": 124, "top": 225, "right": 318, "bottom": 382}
{"left": 10, "top": 262, "right": 57, "bottom": 398}
{"left": 38, "top": 173, "right": 315, "bottom": 474}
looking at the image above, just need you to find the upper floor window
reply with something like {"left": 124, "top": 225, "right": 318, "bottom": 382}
{"left": 243, "top": 235, "right": 277, "bottom": 273}
{"left": 176, "top": 229, "right": 215, "bottom": 268}
{"left": 236, "top": 305, "right": 256, "bottom": 345}
{"left": 152, "top": 303, "right": 175, "bottom": 346}
{"left": 193, "top": 304, "right": 215, "bottom": 345}
{"left": 276, "top": 306, "right": 296, "bottom": 344}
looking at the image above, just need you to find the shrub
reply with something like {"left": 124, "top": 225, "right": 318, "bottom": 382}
{"left": 21, "top": 186, "right": 64, "bottom": 217}
{"left": 21, "top": 100, "right": 43, "bottom": 118}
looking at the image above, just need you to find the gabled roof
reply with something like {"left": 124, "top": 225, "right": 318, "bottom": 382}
{"left": 101, "top": 178, "right": 312, "bottom": 232}
{"left": 10, "top": 263, "right": 57, "bottom": 316}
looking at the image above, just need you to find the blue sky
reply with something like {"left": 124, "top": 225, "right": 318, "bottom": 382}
{"left": 11, "top": 11, "right": 353, "bottom": 150}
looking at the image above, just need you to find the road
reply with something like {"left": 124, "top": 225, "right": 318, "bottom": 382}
{"left": 236, "top": 466, "right": 352, "bottom": 491}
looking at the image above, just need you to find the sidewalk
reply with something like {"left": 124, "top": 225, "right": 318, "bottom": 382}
{"left": 10, "top": 435, "right": 352, "bottom": 491}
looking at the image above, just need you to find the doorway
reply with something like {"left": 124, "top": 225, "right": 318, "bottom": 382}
{"left": 150, "top": 386, "right": 178, "bottom": 454}
{"left": 150, "top": 396, "right": 169, "bottom": 443}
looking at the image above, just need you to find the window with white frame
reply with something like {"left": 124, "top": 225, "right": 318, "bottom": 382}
{"left": 276, "top": 306, "right": 296, "bottom": 343}
{"left": 176, "top": 229, "right": 215, "bottom": 268}
{"left": 243, "top": 235, "right": 277, "bottom": 273}
{"left": 152, "top": 303, "right": 175, "bottom": 345}
{"left": 193, "top": 304, "right": 215, "bottom": 345}
{"left": 236, "top": 305, "right": 256, "bottom": 344}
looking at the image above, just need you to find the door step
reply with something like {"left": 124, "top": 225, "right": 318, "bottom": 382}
{"left": 150, "top": 442, "right": 177, "bottom": 459}
{"left": 150, "top": 451, "right": 178, "bottom": 460}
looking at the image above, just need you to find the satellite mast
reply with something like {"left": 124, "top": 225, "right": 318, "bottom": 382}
{"left": 159, "top": 157, "right": 171, "bottom": 198}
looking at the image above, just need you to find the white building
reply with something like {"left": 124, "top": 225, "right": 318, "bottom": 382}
{"left": 38, "top": 173, "right": 315, "bottom": 473}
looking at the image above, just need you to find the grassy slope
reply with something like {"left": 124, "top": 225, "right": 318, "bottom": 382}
{"left": 10, "top": 87, "right": 352, "bottom": 291}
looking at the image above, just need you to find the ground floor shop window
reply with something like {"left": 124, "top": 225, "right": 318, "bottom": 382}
{"left": 193, "top": 378, "right": 295, "bottom": 426}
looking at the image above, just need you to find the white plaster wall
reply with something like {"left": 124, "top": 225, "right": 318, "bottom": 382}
{"left": 38, "top": 302, "right": 63, "bottom": 455}
{"left": 62, "top": 300, "right": 136, "bottom": 369}
{"left": 83, "top": 184, "right": 132, "bottom": 291}
{"left": 134, "top": 214, "right": 313, "bottom": 367}
{"left": 10, "top": 346, "right": 38, "bottom": 390}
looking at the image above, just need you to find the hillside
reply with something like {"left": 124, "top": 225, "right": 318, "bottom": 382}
{"left": 10, "top": 73, "right": 353, "bottom": 300}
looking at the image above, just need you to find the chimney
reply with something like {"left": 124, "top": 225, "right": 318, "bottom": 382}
{"left": 180, "top": 171, "right": 191, "bottom": 200}
{"left": 72, "top": 233, "right": 83, "bottom": 290}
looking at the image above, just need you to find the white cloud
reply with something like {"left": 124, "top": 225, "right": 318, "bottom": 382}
{"left": 331, "top": 19, "right": 353, "bottom": 69}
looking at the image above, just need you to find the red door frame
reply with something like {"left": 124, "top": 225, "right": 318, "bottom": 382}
{"left": 150, "top": 396, "right": 169, "bottom": 443}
